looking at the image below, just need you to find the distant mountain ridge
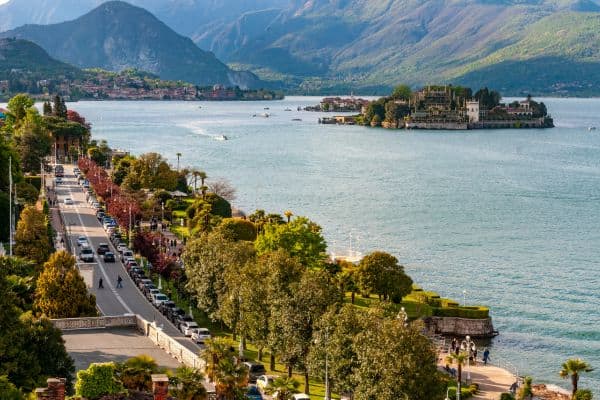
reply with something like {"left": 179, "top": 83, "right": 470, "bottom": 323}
{"left": 2, "top": 0, "right": 600, "bottom": 94}
{"left": 0, "top": 1, "right": 262, "bottom": 88}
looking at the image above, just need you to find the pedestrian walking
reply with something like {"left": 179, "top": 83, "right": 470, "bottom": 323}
{"left": 98, "top": 278, "right": 103, "bottom": 289}
{"left": 451, "top": 338, "right": 457, "bottom": 353}
{"left": 509, "top": 381, "right": 518, "bottom": 395}
{"left": 483, "top": 348, "right": 490, "bottom": 365}
{"left": 116, "top": 275, "right": 123, "bottom": 288}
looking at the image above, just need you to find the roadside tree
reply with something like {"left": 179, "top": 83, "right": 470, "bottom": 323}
{"left": 266, "top": 376, "right": 300, "bottom": 400}
{"left": 169, "top": 366, "right": 207, "bottom": 400}
{"left": 356, "top": 251, "right": 413, "bottom": 302}
{"left": 14, "top": 205, "right": 52, "bottom": 265}
{"left": 75, "top": 363, "right": 124, "bottom": 399}
{"left": 34, "top": 251, "right": 97, "bottom": 318}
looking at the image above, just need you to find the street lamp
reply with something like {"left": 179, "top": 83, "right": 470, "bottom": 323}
{"left": 397, "top": 306, "right": 408, "bottom": 327}
{"left": 445, "top": 387, "right": 451, "bottom": 400}
{"left": 461, "top": 335, "right": 475, "bottom": 382}
{"left": 314, "top": 331, "right": 331, "bottom": 400}
{"left": 161, "top": 202, "right": 164, "bottom": 222}
{"left": 462, "top": 290, "right": 467, "bottom": 307}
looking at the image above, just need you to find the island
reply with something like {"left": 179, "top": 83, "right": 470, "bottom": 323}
{"left": 318, "top": 85, "right": 554, "bottom": 129}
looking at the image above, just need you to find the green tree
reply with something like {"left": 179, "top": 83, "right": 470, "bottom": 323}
{"left": 308, "top": 304, "right": 363, "bottom": 398}
{"left": 14, "top": 109, "right": 51, "bottom": 174}
{"left": 391, "top": 84, "right": 412, "bottom": 101}
{"left": 201, "top": 338, "right": 236, "bottom": 383}
{"left": 75, "top": 363, "right": 124, "bottom": 399}
{"left": 42, "top": 101, "right": 52, "bottom": 116}
{"left": 353, "top": 309, "right": 444, "bottom": 400}
{"left": 356, "top": 251, "right": 413, "bottom": 302}
{"left": 169, "top": 366, "right": 207, "bottom": 400}
{"left": 213, "top": 358, "right": 247, "bottom": 400}
{"left": 116, "top": 354, "right": 162, "bottom": 392}
{"left": 266, "top": 376, "right": 300, "bottom": 400}
{"left": 446, "top": 352, "right": 469, "bottom": 400}
{"left": 52, "top": 95, "right": 67, "bottom": 119}
{"left": 573, "top": 389, "right": 594, "bottom": 400}
{"left": 560, "top": 359, "right": 594, "bottom": 398}
{"left": 270, "top": 269, "right": 342, "bottom": 394}
{"left": 255, "top": 216, "right": 327, "bottom": 268}
{"left": 216, "top": 218, "right": 257, "bottom": 242}
{"left": 14, "top": 206, "right": 52, "bottom": 265}
{"left": 0, "top": 376, "right": 24, "bottom": 400}
{"left": 6, "top": 94, "right": 35, "bottom": 126}
{"left": 34, "top": 251, "right": 97, "bottom": 318}
{"left": 517, "top": 376, "right": 533, "bottom": 400}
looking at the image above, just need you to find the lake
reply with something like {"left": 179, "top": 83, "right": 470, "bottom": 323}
{"left": 54, "top": 97, "right": 600, "bottom": 392}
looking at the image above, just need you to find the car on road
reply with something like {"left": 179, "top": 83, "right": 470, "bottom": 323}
{"left": 121, "top": 250, "right": 134, "bottom": 262}
{"left": 179, "top": 320, "right": 199, "bottom": 336}
{"left": 291, "top": 395, "right": 310, "bottom": 400}
{"left": 174, "top": 313, "right": 193, "bottom": 328}
{"left": 142, "top": 283, "right": 157, "bottom": 297}
{"left": 125, "top": 261, "right": 138, "bottom": 271}
{"left": 152, "top": 293, "right": 169, "bottom": 308}
{"left": 245, "top": 385, "right": 263, "bottom": 400}
{"left": 55, "top": 177, "right": 63, "bottom": 185}
{"left": 79, "top": 248, "right": 94, "bottom": 263}
{"left": 96, "top": 243, "right": 110, "bottom": 255}
{"left": 63, "top": 198, "right": 73, "bottom": 205}
{"left": 138, "top": 278, "right": 152, "bottom": 290}
{"left": 103, "top": 252, "right": 116, "bottom": 263}
{"left": 168, "top": 307, "right": 185, "bottom": 323}
{"left": 256, "top": 375, "right": 276, "bottom": 392}
{"left": 146, "top": 288, "right": 160, "bottom": 302}
{"left": 158, "top": 300, "right": 176, "bottom": 315}
{"left": 76, "top": 236, "right": 88, "bottom": 247}
{"left": 191, "top": 328, "right": 211, "bottom": 344}
{"left": 243, "top": 362, "right": 266, "bottom": 383}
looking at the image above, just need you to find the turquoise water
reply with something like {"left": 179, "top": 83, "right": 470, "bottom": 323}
{"left": 62, "top": 97, "right": 600, "bottom": 392}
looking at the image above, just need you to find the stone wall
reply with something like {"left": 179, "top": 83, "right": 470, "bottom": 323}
{"left": 136, "top": 316, "right": 205, "bottom": 371}
{"left": 51, "top": 315, "right": 137, "bottom": 330}
{"left": 423, "top": 316, "right": 496, "bottom": 338}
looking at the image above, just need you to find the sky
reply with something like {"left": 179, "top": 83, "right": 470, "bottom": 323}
{"left": 0, "top": 0, "right": 8, "bottom": 4}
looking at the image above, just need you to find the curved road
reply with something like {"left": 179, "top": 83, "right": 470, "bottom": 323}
{"left": 54, "top": 164, "right": 201, "bottom": 354}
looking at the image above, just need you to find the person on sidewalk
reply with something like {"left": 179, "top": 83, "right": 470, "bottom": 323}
{"left": 483, "top": 348, "right": 490, "bottom": 365}
{"left": 116, "top": 275, "right": 123, "bottom": 288}
{"left": 98, "top": 278, "right": 103, "bottom": 289}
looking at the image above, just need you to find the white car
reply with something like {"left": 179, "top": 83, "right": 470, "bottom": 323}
{"left": 152, "top": 293, "right": 169, "bottom": 308}
{"left": 180, "top": 321, "right": 199, "bottom": 337}
{"left": 191, "top": 328, "right": 211, "bottom": 344}
{"left": 64, "top": 198, "right": 73, "bottom": 205}
{"left": 76, "top": 236, "right": 88, "bottom": 247}
{"left": 256, "top": 375, "right": 276, "bottom": 392}
{"left": 292, "top": 395, "right": 310, "bottom": 400}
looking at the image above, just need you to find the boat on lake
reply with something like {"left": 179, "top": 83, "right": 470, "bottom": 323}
{"left": 214, "top": 135, "right": 228, "bottom": 141}
{"left": 589, "top": 126, "right": 597, "bottom": 131}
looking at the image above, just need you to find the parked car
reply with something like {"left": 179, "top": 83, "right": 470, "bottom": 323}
{"left": 152, "top": 293, "right": 169, "bottom": 308}
{"left": 79, "top": 248, "right": 94, "bottom": 263}
{"left": 146, "top": 288, "right": 160, "bottom": 302}
{"left": 96, "top": 211, "right": 105, "bottom": 221}
{"left": 256, "top": 375, "right": 275, "bottom": 392}
{"left": 138, "top": 278, "right": 152, "bottom": 290}
{"left": 103, "top": 252, "right": 116, "bottom": 263}
{"left": 158, "top": 301, "right": 176, "bottom": 315}
{"left": 63, "top": 197, "right": 73, "bottom": 205}
{"left": 96, "top": 243, "right": 110, "bottom": 255}
{"left": 174, "top": 314, "right": 194, "bottom": 329}
{"left": 191, "top": 328, "right": 211, "bottom": 344}
{"left": 179, "top": 320, "right": 199, "bottom": 336}
{"left": 125, "top": 261, "right": 138, "bottom": 271}
{"left": 168, "top": 307, "right": 185, "bottom": 323}
{"left": 129, "top": 267, "right": 143, "bottom": 278}
{"left": 142, "top": 283, "right": 157, "bottom": 296}
{"left": 245, "top": 385, "right": 263, "bottom": 400}
{"left": 76, "top": 236, "right": 88, "bottom": 247}
{"left": 116, "top": 243, "right": 128, "bottom": 254}
{"left": 292, "top": 395, "right": 310, "bottom": 400}
{"left": 121, "top": 250, "right": 134, "bottom": 262}
{"left": 55, "top": 177, "right": 63, "bottom": 185}
{"left": 243, "top": 362, "right": 266, "bottom": 383}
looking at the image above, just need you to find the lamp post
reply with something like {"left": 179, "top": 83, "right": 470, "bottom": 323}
{"left": 161, "top": 202, "right": 164, "bottom": 222}
{"left": 397, "top": 306, "right": 408, "bottom": 327}
{"left": 445, "top": 387, "right": 451, "bottom": 400}
{"left": 314, "top": 331, "right": 331, "bottom": 400}
{"left": 462, "top": 290, "right": 467, "bottom": 307}
{"left": 461, "top": 335, "right": 475, "bottom": 382}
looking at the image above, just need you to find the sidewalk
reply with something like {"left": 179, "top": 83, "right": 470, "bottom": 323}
{"left": 439, "top": 349, "right": 517, "bottom": 400}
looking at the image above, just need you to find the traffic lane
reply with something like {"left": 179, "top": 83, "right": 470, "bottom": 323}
{"left": 61, "top": 166, "right": 201, "bottom": 354}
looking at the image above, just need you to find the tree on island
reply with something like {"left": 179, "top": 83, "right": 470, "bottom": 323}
{"left": 391, "top": 84, "right": 412, "bottom": 101}
{"left": 559, "top": 358, "right": 594, "bottom": 398}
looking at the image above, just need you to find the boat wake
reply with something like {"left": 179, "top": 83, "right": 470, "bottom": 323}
{"left": 178, "top": 121, "right": 229, "bottom": 141}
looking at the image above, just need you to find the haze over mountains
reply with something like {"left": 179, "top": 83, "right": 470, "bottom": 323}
{"left": 1, "top": 0, "right": 600, "bottom": 94}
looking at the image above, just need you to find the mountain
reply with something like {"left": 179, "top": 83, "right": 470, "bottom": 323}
{"left": 0, "top": 1, "right": 262, "bottom": 88}
{"left": 2, "top": 0, "right": 600, "bottom": 94}
{"left": 0, "top": 37, "right": 82, "bottom": 81}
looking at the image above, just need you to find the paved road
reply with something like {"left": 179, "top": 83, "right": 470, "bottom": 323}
{"left": 53, "top": 165, "right": 201, "bottom": 355}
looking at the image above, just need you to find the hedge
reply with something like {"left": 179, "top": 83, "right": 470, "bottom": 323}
{"left": 447, "top": 383, "right": 478, "bottom": 399}
{"left": 24, "top": 176, "right": 42, "bottom": 191}
{"left": 432, "top": 306, "right": 489, "bottom": 319}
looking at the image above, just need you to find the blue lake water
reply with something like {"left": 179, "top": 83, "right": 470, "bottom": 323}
{"left": 59, "top": 97, "right": 600, "bottom": 392}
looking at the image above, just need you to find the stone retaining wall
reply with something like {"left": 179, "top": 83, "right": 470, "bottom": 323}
{"left": 51, "top": 314, "right": 205, "bottom": 371}
{"left": 423, "top": 316, "right": 496, "bottom": 338}
{"left": 51, "top": 315, "right": 137, "bottom": 330}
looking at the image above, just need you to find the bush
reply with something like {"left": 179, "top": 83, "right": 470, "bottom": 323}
{"left": 574, "top": 389, "right": 593, "bottom": 400}
{"left": 75, "top": 363, "right": 124, "bottom": 399}
{"left": 217, "top": 218, "right": 257, "bottom": 241}
{"left": 432, "top": 306, "right": 489, "bottom": 319}
{"left": 24, "top": 175, "right": 42, "bottom": 191}
{"left": 446, "top": 383, "right": 478, "bottom": 399}
{"left": 16, "top": 181, "right": 39, "bottom": 204}
{"left": 500, "top": 393, "right": 515, "bottom": 400}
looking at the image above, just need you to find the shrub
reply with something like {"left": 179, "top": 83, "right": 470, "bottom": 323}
{"left": 75, "top": 363, "right": 124, "bottom": 399}
{"left": 446, "top": 383, "right": 478, "bottom": 399}
{"left": 574, "top": 389, "right": 593, "bottom": 400}
{"left": 500, "top": 393, "right": 515, "bottom": 400}
{"left": 217, "top": 218, "right": 257, "bottom": 241}
{"left": 432, "top": 306, "right": 489, "bottom": 319}
{"left": 24, "top": 175, "right": 42, "bottom": 191}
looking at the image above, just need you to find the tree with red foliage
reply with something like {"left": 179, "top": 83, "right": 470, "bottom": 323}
{"left": 67, "top": 110, "right": 91, "bottom": 130}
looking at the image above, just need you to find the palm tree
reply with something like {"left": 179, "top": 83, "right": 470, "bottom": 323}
{"left": 517, "top": 376, "right": 533, "bottom": 400}
{"left": 198, "top": 171, "right": 207, "bottom": 187}
{"left": 176, "top": 152, "right": 182, "bottom": 172}
{"left": 169, "top": 366, "right": 207, "bottom": 400}
{"left": 117, "top": 354, "right": 163, "bottom": 391}
{"left": 446, "top": 352, "right": 469, "bottom": 399}
{"left": 214, "top": 358, "right": 248, "bottom": 400}
{"left": 265, "top": 376, "right": 300, "bottom": 400}
{"left": 560, "top": 358, "right": 594, "bottom": 398}
{"left": 201, "top": 338, "right": 235, "bottom": 383}
{"left": 284, "top": 210, "right": 293, "bottom": 223}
